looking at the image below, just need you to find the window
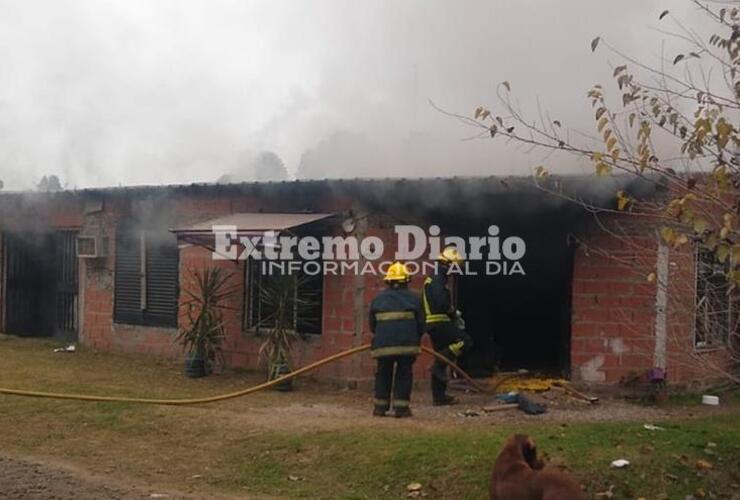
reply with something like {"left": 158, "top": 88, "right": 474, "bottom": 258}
{"left": 694, "top": 245, "right": 731, "bottom": 348}
{"left": 114, "top": 225, "right": 179, "bottom": 327}
{"left": 244, "top": 259, "right": 323, "bottom": 335}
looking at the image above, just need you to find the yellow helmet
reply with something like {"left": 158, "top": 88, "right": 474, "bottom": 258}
{"left": 438, "top": 246, "right": 464, "bottom": 265}
{"left": 384, "top": 261, "right": 411, "bottom": 283}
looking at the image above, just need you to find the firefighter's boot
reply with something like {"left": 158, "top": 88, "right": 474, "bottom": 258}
{"left": 433, "top": 395, "right": 459, "bottom": 406}
{"left": 394, "top": 407, "right": 413, "bottom": 418}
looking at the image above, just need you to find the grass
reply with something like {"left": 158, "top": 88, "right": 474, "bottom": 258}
{"left": 1, "top": 336, "right": 739, "bottom": 499}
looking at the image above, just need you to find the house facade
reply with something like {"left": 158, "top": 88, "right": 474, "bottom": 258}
{"left": 0, "top": 176, "right": 734, "bottom": 386}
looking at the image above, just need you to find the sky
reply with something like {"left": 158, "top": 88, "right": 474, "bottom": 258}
{"left": 0, "top": 0, "right": 710, "bottom": 189}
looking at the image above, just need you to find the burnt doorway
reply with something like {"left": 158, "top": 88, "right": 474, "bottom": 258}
{"left": 426, "top": 203, "right": 581, "bottom": 378}
{"left": 3, "top": 231, "right": 79, "bottom": 339}
{"left": 455, "top": 219, "right": 576, "bottom": 377}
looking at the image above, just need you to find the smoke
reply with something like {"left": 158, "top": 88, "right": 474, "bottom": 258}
{"left": 0, "top": 0, "right": 708, "bottom": 189}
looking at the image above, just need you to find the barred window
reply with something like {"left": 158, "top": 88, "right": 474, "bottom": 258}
{"left": 244, "top": 259, "right": 323, "bottom": 335}
{"left": 694, "top": 245, "right": 731, "bottom": 348}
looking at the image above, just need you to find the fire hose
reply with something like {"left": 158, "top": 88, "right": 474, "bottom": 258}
{"left": 0, "top": 345, "right": 493, "bottom": 406}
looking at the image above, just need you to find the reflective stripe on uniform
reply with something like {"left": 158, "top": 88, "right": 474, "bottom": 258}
{"left": 423, "top": 277, "right": 451, "bottom": 323}
{"left": 374, "top": 399, "right": 389, "bottom": 408}
{"left": 393, "top": 399, "right": 409, "bottom": 408}
{"left": 448, "top": 340, "right": 465, "bottom": 357}
{"left": 374, "top": 311, "right": 415, "bottom": 321}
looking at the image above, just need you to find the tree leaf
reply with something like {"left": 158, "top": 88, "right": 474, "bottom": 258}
{"left": 591, "top": 37, "right": 600, "bottom": 52}
{"left": 674, "top": 233, "right": 689, "bottom": 247}
{"left": 616, "top": 190, "right": 630, "bottom": 210}
{"left": 673, "top": 54, "right": 685, "bottom": 65}
{"left": 534, "top": 165, "right": 549, "bottom": 178}
{"left": 659, "top": 9, "right": 669, "bottom": 20}
{"left": 718, "top": 244, "right": 730, "bottom": 263}
{"left": 613, "top": 65, "right": 627, "bottom": 77}
{"left": 502, "top": 81, "right": 511, "bottom": 92}
{"left": 660, "top": 226, "right": 675, "bottom": 245}
{"left": 598, "top": 116, "right": 609, "bottom": 132}
{"left": 553, "top": 120, "right": 561, "bottom": 127}
{"left": 595, "top": 162, "right": 612, "bottom": 176}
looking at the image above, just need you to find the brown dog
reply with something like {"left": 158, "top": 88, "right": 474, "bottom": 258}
{"left": 489, "top": 434, "right": 585, "bottom": 500}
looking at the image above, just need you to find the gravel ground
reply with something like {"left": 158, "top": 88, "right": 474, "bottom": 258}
{"left": 0, "top": 455, "right": 225, "bottom": 500}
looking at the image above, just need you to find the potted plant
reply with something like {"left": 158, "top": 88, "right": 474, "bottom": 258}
{"left": 256, "top": 274, "right": 315, "bottom": 391}
{"left": 177, "top": 266, "right": 235, "bottom": 378}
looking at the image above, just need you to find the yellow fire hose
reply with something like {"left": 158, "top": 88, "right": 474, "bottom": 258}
{"left": 0, "top": 345, "right": 492, "bottom": 406}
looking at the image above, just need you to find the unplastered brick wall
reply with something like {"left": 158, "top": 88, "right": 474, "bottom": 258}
{"left": 208, "top": 216, "right": 439, "bottom": 384}
{"left": 571, "top": 215, "right": 663, "bottom": 384}
{"left": 570, "top": 213, "right": 734, "bottom": 386}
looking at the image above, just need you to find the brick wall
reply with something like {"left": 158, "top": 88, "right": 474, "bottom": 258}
{"left": 571, "top": 220, "right": 660, "bottom": 384}
{"left": 1, "top": 185, "right": 735, "bottom": 386}
{"left": 570, "top": 214, "right": 734, "bottom": 386}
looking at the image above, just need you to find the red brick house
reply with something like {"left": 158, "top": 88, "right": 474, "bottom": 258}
{"left": 0, "top": 176, "right": 734, "bottom": 386}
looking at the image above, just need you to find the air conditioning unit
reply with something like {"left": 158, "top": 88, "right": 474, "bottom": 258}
{"left": 76, "top": 235, "right": 108, "bottom": 258}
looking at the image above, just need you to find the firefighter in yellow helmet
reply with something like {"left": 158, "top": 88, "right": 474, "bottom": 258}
{"left": 368, "top": 262, "right": 425, "bottom": 417}
{"left": 422, "top": 246, "right": 472, "bottom": 405}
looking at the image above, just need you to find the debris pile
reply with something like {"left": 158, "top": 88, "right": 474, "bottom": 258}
{"left": 478, "top": 374, "right": 600, "bottom": 415}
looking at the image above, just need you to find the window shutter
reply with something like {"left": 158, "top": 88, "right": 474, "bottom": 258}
{"left": 114, "top": 226, "right": 179, "bottom": 327}
{"left": 114, "top": 227, "right": 142, "bottom": 324}
{"left": 145, "top": 232, "right": 179, "bottom": 327}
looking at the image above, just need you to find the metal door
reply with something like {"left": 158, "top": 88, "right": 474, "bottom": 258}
{"left": 54, "top": 231, "right": 79, "bottom": 340}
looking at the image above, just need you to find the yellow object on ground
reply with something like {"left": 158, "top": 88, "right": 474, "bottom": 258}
{"left": 493, "top": 376, "right": 569, "bottom": 393}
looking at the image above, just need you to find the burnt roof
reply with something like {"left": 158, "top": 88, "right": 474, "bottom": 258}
{"left": 0, "top": 174, "right": 660, "bottom": 216}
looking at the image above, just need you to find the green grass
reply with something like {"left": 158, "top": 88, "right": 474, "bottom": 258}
{"left": 209, "top": 417, "right": 740, "bottom": 499}
{"left": 1, "top": 336, "right": 739, "bottom": 499}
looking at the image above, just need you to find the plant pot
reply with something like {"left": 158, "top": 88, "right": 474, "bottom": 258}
{"left": 184, "top": 351, "right": 207, "bottom": 378}
{"left": 269, "top": 359, "right": 294, "bottom": 391}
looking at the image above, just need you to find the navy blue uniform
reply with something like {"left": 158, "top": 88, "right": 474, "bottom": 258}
{"left": 368, "top": 286, "right": 424, "bottom": 412}
{"left": 423, "top": 270, "right": 472, "bottom": 404}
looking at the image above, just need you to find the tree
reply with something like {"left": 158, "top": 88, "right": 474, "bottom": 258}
{"left": 453, "top": 1, "right": 740, "bottom": 383}
{"left": 37, "top": 175, "right": 63, "bottom": 192}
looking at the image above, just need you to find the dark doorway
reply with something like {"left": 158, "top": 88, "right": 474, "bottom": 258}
{"left": 3, "top": 231, "right": 79, "bottom": 339}
{"left": 455, "top": 217, "right": 575, "bottom": 376}
{"left": 425, "top": 204, "right": 580, "bottom": 378}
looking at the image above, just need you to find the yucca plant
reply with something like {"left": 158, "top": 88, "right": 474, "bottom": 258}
{"left": 177, "top": 266, "right": 237, "bottom": 377}
{"left": 256, "top": 273, "right": 317, "bottom": 389}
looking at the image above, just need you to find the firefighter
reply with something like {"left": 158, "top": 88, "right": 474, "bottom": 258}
{"left": 368, "top": 261, "right": 425, "bottom": 418}
{"left": 423, "top": 246, "right": 472, "bottom": 406}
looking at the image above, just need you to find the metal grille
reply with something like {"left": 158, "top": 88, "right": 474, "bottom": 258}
{"left": 244, "top": 259, "right": 323, "bottom": 335}
{"left": 55, "top": 231, "right": 79, "bottom": 335}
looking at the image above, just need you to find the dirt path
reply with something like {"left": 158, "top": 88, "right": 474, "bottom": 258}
{"left": 187, "top": 378, "right": 737, "bottom": 433}
{"left": 0, "top": 454, "right": 231, "bottom": 500}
